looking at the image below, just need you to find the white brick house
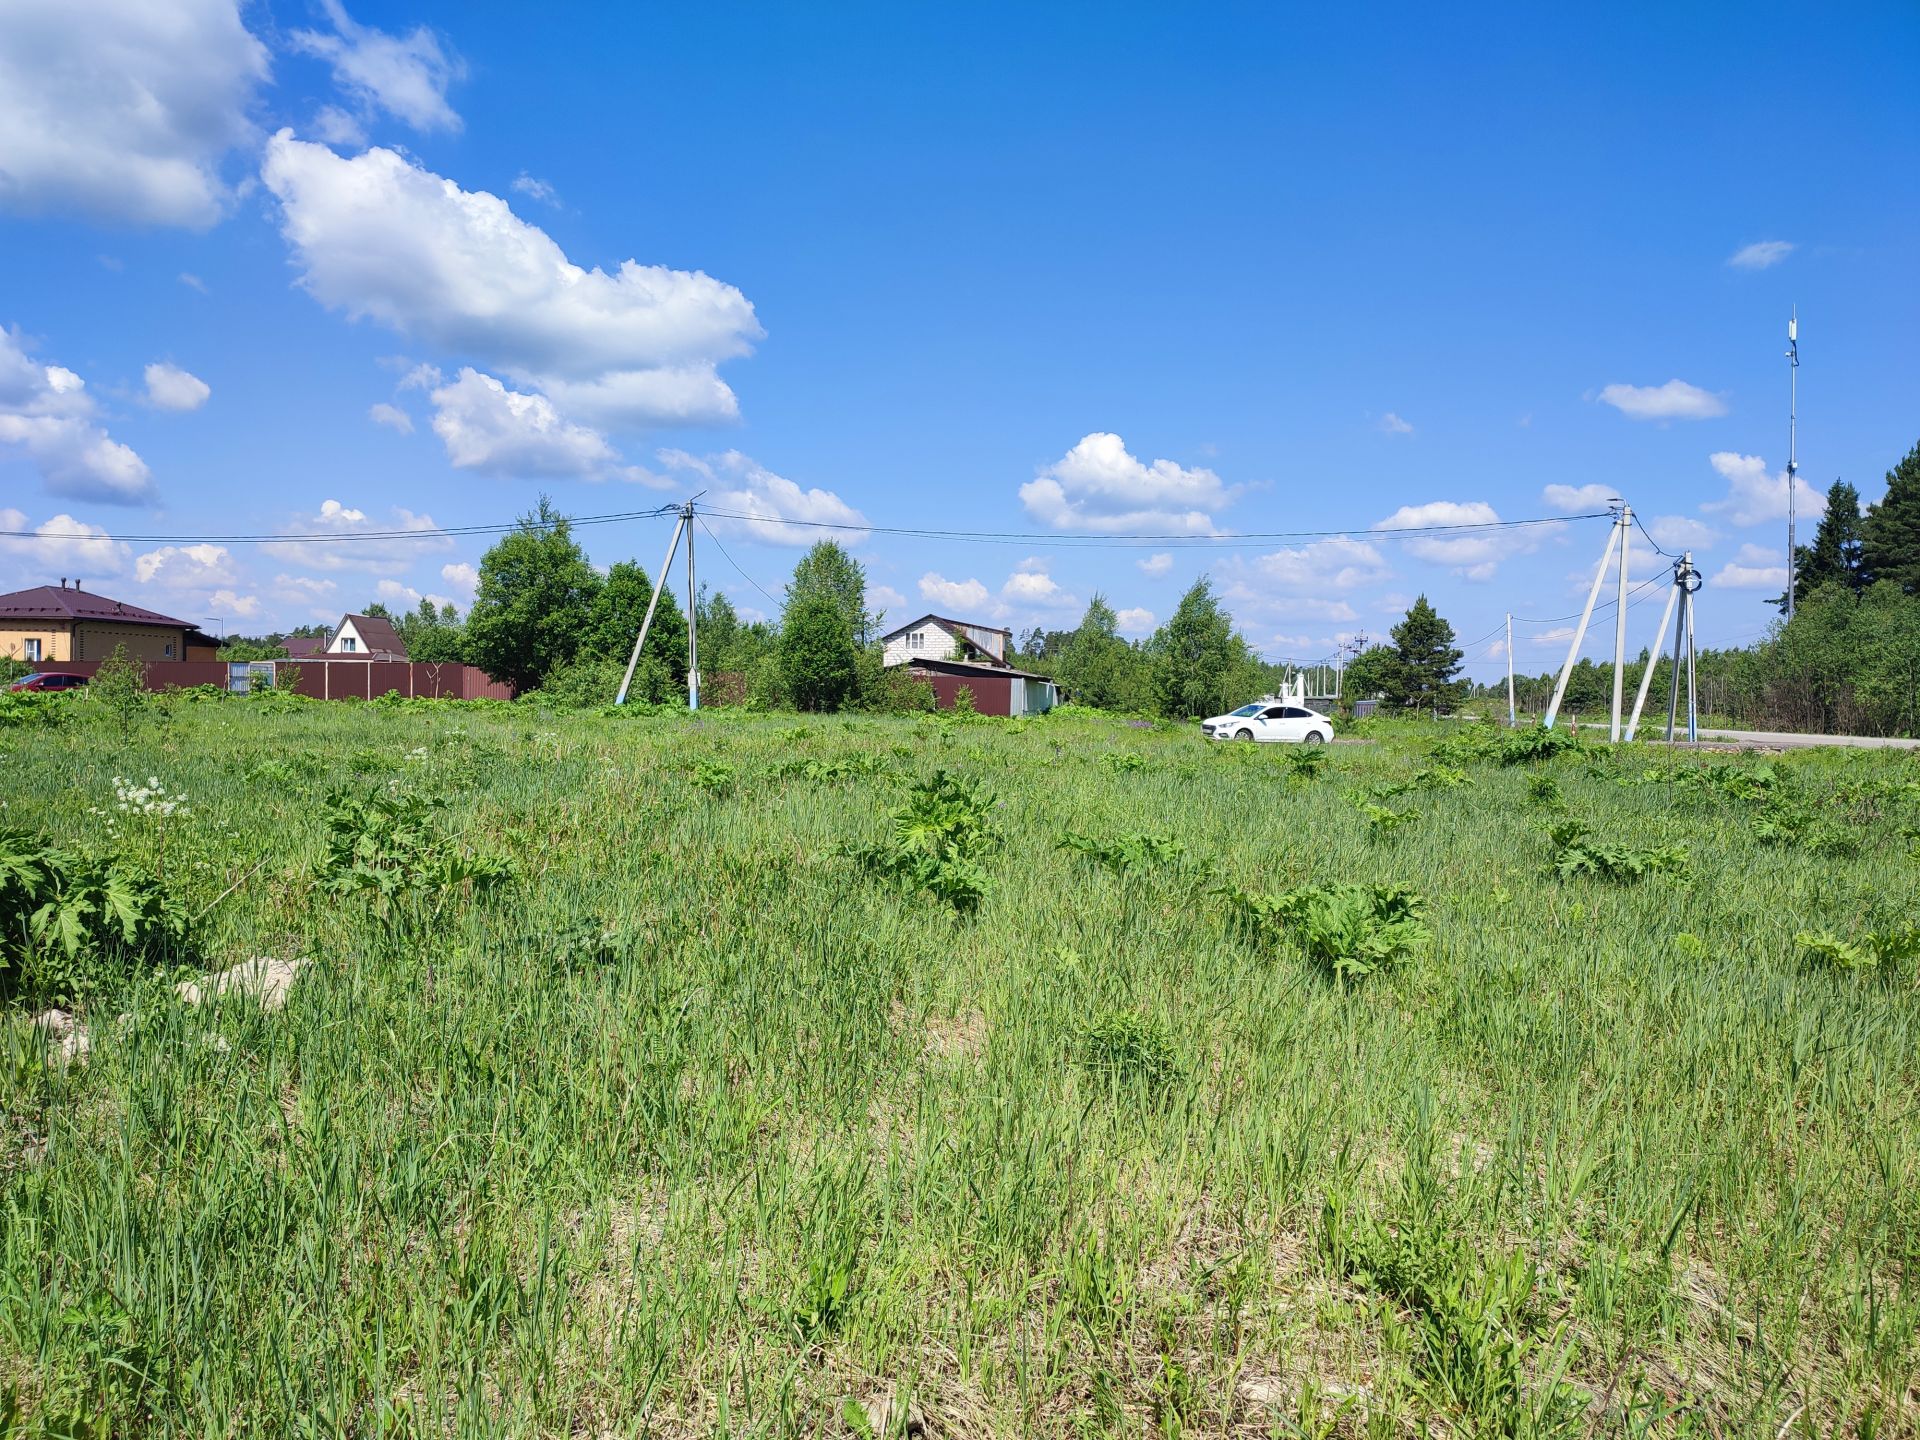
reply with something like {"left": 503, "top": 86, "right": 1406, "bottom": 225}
{"left": 878, "top": 614, "right": 1011, "bottom": 669}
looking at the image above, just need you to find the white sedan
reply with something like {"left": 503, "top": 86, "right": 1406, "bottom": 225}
{"left": 1201, "top": 701, "right": 1335, "bottom": 744}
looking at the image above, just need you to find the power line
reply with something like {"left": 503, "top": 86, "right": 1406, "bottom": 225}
{"left": 694, "top": 514, "right": 783, "bottom": 610}
{"left": 0, "top": 504, "right": 684, "bottom": 546}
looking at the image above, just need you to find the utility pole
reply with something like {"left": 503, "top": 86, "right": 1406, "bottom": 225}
{"left": 1664, "top": 552, "right": 1701, "bottom": 744}
{"left": 1505, "top": 612, "right": 1515, "bottom": 727}
{"left": 1545, "top": 504, "right": 1624, "bottom": 730}
{"left": 685, "top": 501, "right": 700, "bottom": 712}
{"left": 1785, "top": 310, "right": 1800, "bottom": 620}
{"left": 1610, "top": 505, "right": 1631, "bottom": 741}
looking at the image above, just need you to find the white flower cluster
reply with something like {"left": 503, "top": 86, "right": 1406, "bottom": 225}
{"left": 405, "top": 746, "right": 430, "bottom": 764}
{"left": 113, "top": 775, "right": 191, "bottom": 818}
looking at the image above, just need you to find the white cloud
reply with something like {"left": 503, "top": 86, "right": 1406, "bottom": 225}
{"left": 1220, "top": 583, "right": 1360, "bottom": 625}
{"left": 919, "top": 573, "right": 992, "bottom": 612}
{"left": 312, "top": 104, "right": 366, "bottom": 149}
{"left": 1530, "top": 625, "right": 1576, "bottom": 648}
{"left": 261, "top": 498, "right": 452, "bottom": 572}
{"left": 1377, "top": 412, "right": 1414, "bottom": 435}
{"left": 659, "top": 449, "right": 868, "bottom": 544}
{"left": 178, "top": 272, "right": 209, "bottom": 295}
{"left": 1138, "top": 552, "right": 1173, "bottom": 577}
{"left": 261, "top": 133, "right": 760, "bottom": 428}
{"left": 396, "top": 362, "right": 442, "bottom": 392}
{"left": 512, "top": 173, "right": 559, "bottom": 206}
{"left": 0, "top": 0, "right": 270, "bottom": 228}
{"left": 1246, "top": 537, "right": 1390, "bottom": 592}
{"left": 1374, "top": 500, "right": 1544, "bottom": 580}
{"left": 1020, "top": 433, "right": 1231, "bottom": 533}
{"left": 143, "top": 362, "right": 210, "bottom": 412}
{"left": 291, "top": 0, "right": 463, "bottom": 134}
{"left": 1541, "top": 482, "right": 1615, "bottom": 513}
{"left": 1701, "top": 451, "right": 1825, "bottom": 527}
{"left": 271, "top": 572, "right": 339, "bottom": 621}
{"left": 1001, "top": 567, "right": 1077, "bottom": 608}
{"left": 1712, "top": 543, "right": 1787, "bottom": 590}
{"left": 134, "top": 543, "right": 236, "bottom": 588}
{"left": 1115, "top": 606, "right": 1155, "bottom": 635}
{"left": 0, "top": 328, "right": 153, "bottom": 503}
{"left": 438, "top": 561, "right": 478, "bottom": 599}
{"left": 429, "top": 368, "right": 620, "bottom": 477}
{"left": 0, "top": 509, "right": 130, "bottom": 575}
{"left": 1597, "top": 379, "right": 1727, "bottom": 422}
{"left": 1728, "top": 240, "right": 1794, "bottom": 271}
{"left": 368, "top": 401, "right": 413, "bottom": 434}
{"left": 205, "top": 588, "right": 261, "bottom": 620}
{"left": 1647, "top": 515, "right": 1718, "bottom": 551}
{"left": 870, "top": 584, "right": 907, "bottom": 618}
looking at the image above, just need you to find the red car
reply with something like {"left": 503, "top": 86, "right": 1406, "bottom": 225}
{"left": 8, "top": 671, "right": 90, "bottom": 692}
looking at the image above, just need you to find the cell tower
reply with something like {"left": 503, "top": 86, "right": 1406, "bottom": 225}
{"left": 1785, "top": 310, "right": 1799, "bottom": 619}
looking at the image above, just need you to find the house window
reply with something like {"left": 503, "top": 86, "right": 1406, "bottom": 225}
{"left": 907, "top": 631, "right": 925, "bottom": 649}
{"left": 342, "top": 636, "right": 358, "bottom": 653}
{"left": 164, "top": 642, "right": 175, "bottom": 658}
{"left": 24, "top": 638, "right": 41, "bottom": 662}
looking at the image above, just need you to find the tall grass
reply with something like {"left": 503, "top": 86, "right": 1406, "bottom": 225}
{"left": 1, "top": 699, "right": 1916, "bottom": 1435}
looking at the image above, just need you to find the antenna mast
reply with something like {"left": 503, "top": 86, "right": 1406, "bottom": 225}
{"left": 1785, "top": 310, "right": 1799, "bottom": 619}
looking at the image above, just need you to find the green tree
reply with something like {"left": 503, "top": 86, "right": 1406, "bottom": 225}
{"left": 1054, "top": 595, "right": 1147, "bottom": 710}
{"left": 464, "top": 497, "right": 603, "bottom": 691}
{"left": 1341, "top": 644, "right": 1398, "bottom": 701}
{"left": 1783, "top": 480, "right": 1868, "bottom": 612}
{"left": 90, "top": 643, "right": 146, "bottom": 740}
{"left": 780, "top": 592, "right": 857, "bottom": 711}
{"left": 1384, "top": 595, "right": 1465, "bottom": 712}
{"left": 785, "top": 541, "right": 876, "bottom": 645}
{"left": 392, "top": 598, "right": 466, "bottom": 663}
{"left": 580, "top": 561, "right": 688, "bottom": 681}
{"left": 1146, "top": 578, "right": 1244, "bottom": 718}
{"left": 1863, "top": 440, "right": 1920, "bottom": 595}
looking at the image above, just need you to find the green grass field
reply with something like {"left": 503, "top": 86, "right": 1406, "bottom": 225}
{"left": 3, "top": 696, "right": 1918, "bottom": 1437}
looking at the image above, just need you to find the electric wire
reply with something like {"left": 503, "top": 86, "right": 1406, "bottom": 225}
{"left": 693, "top": 514, "right": 783, "bottom": 610}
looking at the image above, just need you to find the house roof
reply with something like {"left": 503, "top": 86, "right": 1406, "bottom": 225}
{"left": 338, "top": 613, "right": 409, "bottom": 658}
{"left": 0, "top": 584, "right": 190, "bottom": 630}
{"left": 879, "top": 612, "right": 1013, "bottom": 645}
{"left": 281, "top": 636, "right": 325, "bottom": 657}
{"left": 906, "top": 657, "right": 1054, "bottom": 683}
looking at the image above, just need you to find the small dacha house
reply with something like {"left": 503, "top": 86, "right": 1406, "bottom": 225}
{"left": 878, "top": 612, "right": 1057, "bottom": 717}
{"left": 0, "top": 580, "right": 219, "bottom": 665}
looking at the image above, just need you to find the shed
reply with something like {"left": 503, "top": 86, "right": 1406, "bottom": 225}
{"left": 906, "top": 657, "right": 1058, "bottom": 717}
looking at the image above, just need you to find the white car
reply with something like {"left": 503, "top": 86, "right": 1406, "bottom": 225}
{"left": 1201, "top": 701, "right": 1335, "bottom": 744}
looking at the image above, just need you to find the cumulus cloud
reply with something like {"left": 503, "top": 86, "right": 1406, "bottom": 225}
{"left": 0, "top": 508, "right": 130, "bottom": 574}
{"left": 291, "top": 0, "right": 463, "bottom": 134}
{"left": 1020, "top": 433, "right": 1231, "bottom": 533}
{"left": 1247, "top": 537, "right": 1390, "bottom": 592}
{"left": 1597, "top": 379, "right": 1727, "bottom": 421}
{"left": 919, "top": 573, "right": 992, "bottom": 612}
{"left": 1374, "top": 500, "right": 1544, "bottom": 581}
{"left": 0, "top": 0, "right": 270, "bottom": 228}
{"left": 1647, "top": 515, "right": 1718, "bottom": 551}
{"left": 261, "top": 498, "right": 452, "bottom": 572}
{"left": 0, "top": 328, "right": 154, "bottom": 503}
{"left": 368, "top": 401, "right": 413, "bottom": 433}
{"left": 657, "top": 449, "right": 868, "bottom": 545}
{"left": 1728, "top": 240, "right": 1794, "bottom": 271}
{"left": 1530, "top": 625, "right": 1577, "bottom": 648}
{"left": 261, "top": 133, "right": 760, "bottom": 428}
{"left": 1712, "top": 543, "right": 1787, "bottom": 590}
{"left": 143, "top": 362, "right": 210, "bottom": 412}
{"left": 1115, "top": 606, "right": 1155, "bottom": 635}
{"left": 1138, "top": 552, "right": 1173, "bottom": 577}
{"left": 1001, "top": 564, "right": 1077, "bottom": 609}
{"left": 429, "top": 368, "right": 621, "bottom": 477}
{"left": 1377, "top": 412, "right": 1414, "bottom": 435}
{"left": 1701, "top": 451, "right": 1825, "bottom": 526}
{"left": 205, "top": 588, "right": 261, "bottom": 619}
{"left": 438, "top": 561, "right": 478, "bottom": 599}
{"left": 1541, "top": 482, "right": 1615, "bottom": 513}
{"left": 512, "top": 173, "right": 559, "bottom": 206}
{"left": 134, "top": 543, "right": 237, "bottom": 588}
{"left": 870, "top": 584, "right": 907, "bottom": 618}
{"left": 271, "top": 572, "right": 339, "bottom": 620}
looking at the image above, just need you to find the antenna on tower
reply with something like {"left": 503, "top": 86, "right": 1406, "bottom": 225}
{"left": 1785, "top": 309, "right": 1799, "bottom": 619}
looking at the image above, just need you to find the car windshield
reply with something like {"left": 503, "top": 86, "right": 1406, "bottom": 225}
{"left": 1228, "top": 704, "right": 1263, "bottom": 717}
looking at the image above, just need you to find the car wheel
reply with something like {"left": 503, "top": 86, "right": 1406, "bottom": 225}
{"left": 1235, "top": 727, "right": 1255, "bottom": 742}
{"left": 1303, "top": 731, "right": 1326, "bottom": 745}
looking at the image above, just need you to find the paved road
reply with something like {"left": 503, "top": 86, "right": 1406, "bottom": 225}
{"left": 1660, "top": 728, "right": 1920, "bottom": 752}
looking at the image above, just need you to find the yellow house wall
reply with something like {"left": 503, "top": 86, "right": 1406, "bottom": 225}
{"left": 72, "top": 624, "right": 186, "bottom": 662}
{"left": 0, "top": 623, "right": 73, "bottom": 663}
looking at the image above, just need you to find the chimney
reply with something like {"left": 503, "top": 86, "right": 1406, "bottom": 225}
{"left": 75, "top": 579, "right": 83, "bottom": 591}
{"left": 59, "top": 577, "right": 67, "bottom": 589}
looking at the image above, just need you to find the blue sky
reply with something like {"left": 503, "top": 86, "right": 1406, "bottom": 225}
{"left": 2, "top": 1, "right": 1916, "bottom": 678}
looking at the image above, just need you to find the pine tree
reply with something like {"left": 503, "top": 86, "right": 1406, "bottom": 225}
{"left": 1787, "top": 480, "right": 1868, "bottom": 610}
{"left": 1863, "top": 441, "right": 1920, "bottom": 595}
{"left": 1384, "top": 595, "right": 1464, "bottom": 712}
